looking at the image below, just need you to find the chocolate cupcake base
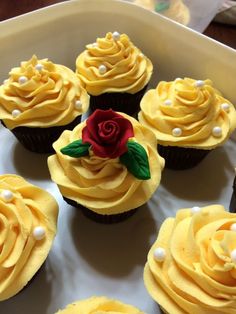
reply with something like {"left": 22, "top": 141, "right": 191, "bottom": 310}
{"left": 63, "top": 197, "right": 137, "bottom": 224}
{"left": 89, "top": 85, "right": 148, "bottom": 116}
{"left": 1, "top": 116, "right": 82, "bottom": 154}
{"left": 158, "top": 144, "right": 210, "bottom": 170}
{"left": 230, "top": 177, "right": 236, "bottom": 213}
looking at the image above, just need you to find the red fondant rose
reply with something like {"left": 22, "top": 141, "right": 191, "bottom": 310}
{"left": 82, "top": 109, "right": 134, "bottom": 158}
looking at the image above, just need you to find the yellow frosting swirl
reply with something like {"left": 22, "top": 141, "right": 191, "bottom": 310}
{"left": 55, "top": 296, "right": 145, "bottom": 314}
{"left": 138, "top": 78, "right": 236, "bottom": 149}
{"left": 0, "top": 174, "right": 58, "bottom": 301}
{"left": 0, "top": 55, "right": 89, "bottom": 129}
{"left": 76, "top": 32, "right": 153, "bottom": 95}
{"left": 48, "top": 113, "right": 164, "bottom": 215}
{"left": 144, "top": 205, "right": 236, "bottom": 314}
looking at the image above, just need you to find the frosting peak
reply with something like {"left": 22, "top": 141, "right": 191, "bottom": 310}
{"left": 76, "top": 32, "right": 153, "bottom": 95}
{"left": 0, "top": 55, "right": 89, "bottom": 129}
{"left": 144, "top": 205, "right": 236, "bottom": 313}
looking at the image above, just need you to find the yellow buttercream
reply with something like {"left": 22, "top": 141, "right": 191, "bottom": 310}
{"left": 0, "top": 55, "right": 89, "bottom": 129}
{"left": 55, "top": 296, "right": 145, "bottom": 314}
{"left": 48, "top": 113, "right": 164, "bottom": 215}
{"left": 138, "top": 78, "right": 236, "bottom": 149}
{"left": 144, "top": 205, "right": 236, "bottom": 314}
{"left": 0, "top": 174, "right": 58, "bottom": 301}
{"left": 133, "top": 0, "right": 190, "bottom": 25}
{"left": 76, "top": 32, "right": 153, "bottom": 95}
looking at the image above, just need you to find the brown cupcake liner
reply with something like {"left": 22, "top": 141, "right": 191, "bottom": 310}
{"left": 230, "top": 177, "right": 236, "bottom": 213}
{"left": 63, "top": 196, "right": 138, "bottom": 224}
{"left": 1, "top": 116, "right": 82, "bottom": 154}
{"left": 89, "top": 85, "right": 148, "bottom": 116}
{"left": 157, "top": 144, "right": 210, "bottom": 170}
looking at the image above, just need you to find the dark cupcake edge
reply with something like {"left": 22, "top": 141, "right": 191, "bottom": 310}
{"left": 63, "top": 197, "right": 138, "bottom": 224}
{"left": 230, "top": 177, "right": 236, "bottom": 213}
{"left": 157, "top": 144, "right": 211, "bottom": 170}
{"left": 89, "top": 85, "right": 148, "bottom": 116}
{"left": 1, "top": 115, "right": 82, "bottom": 154}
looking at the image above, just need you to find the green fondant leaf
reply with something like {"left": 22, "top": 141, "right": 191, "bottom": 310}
{"left": 120, "top": 141, "right": 151, "bottom": 180}
{"left": 155, "top": 1, "right": 170, "bottom": 12}
{"left": 60, "top": 139, "right": 90, "bottom": 158}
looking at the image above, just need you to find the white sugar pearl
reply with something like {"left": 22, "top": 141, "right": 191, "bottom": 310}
{"left": 1, "top": 190, "right": 13, "bottom": 202}
{"left": 164, "top": 99, "right": 172, "bottom": 106}
{"left": 231, "top": 249, "right": 236, "bottom": 262}
{"left": 75, "top": 100, "right": 82, "bottom": 110}
{"left": 230, "top": 223, "right": 236, "bottom": 232}
{"left": 212, "top": 126, "right": 222, "bottom": 137}
{"left": 98, "top": 65, "right": 107, "bottom": 74}
{"left": 18, "top": 76, "right": 28, "bottom": 84}
{"left": 92, "top": 42, "right": 98, "bottom": 47}
{"left": 12, "top": 109, "right": 21, "bottom": 118}
{"left": 194, "top": 80, "right": 205, "bottom": 88}
{"left": 139, "top": 53, "right": 144, "bottom": 58}
{"left": 172, "top": 127, "right": 182, "bottom": 137}
{"left": 154, "top": 247, "right": 166, "bottom": 262}
{"left": 33, "top": 226, "right": 46, "bottom": 240}
{"left": 221, "top": 103, "right": 230, "bottom": 112}
{"left": 112, "top": 31, "right": 120, "bottom": 41}
{"left": 175, "top": 78, "right": 182, "bottom": 81}
{"left": 191, "top": 206, "right": 201, "bottom": 214}
{"left": 35, "top": 63, "right": 44, "bottom": 71}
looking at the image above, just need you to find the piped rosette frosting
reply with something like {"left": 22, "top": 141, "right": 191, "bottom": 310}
{"left": 76, "top": 32, "right": 153, "bottom": 95}
{"left": 0, "top": 174, "right": 58, "bottom": 301}
{"left": 48, "top": 109, "right": 164, "bottom": 215}
{"left": 144, "top": 205, "right": 236, "bottom": 314}
{"left": 0, "top": 55, "right": 89, "bottom": 129}
{"left": 55, "top": 296, "right": 145, "bottom": 314}
{"left": 138, "top": 78, "right": 236, "bottom": 149}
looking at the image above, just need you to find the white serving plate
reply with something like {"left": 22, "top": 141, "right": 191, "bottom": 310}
{"left": 0, "top": 1, "right": 236, "bottom": 313}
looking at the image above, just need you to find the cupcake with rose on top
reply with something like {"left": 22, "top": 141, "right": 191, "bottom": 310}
{"left": 138, "top": 77, "right": 236, "bottom": 169}
{"left": 55, "top": 296, "right": 145, "bottom": 314}
{"left": 0, "top": 55, "right": 89, "bottom": 153}
{"left": 0, "top": 174, "right": 58, "bottom": 301}
{"left": 48, "top": 109, "right": 164, "bottom": 223}
{"left": 76, "top": 31, "right": 153, "bottom": 116}
{"left": 144, "top": 204, "right": 236, "bottom": 314}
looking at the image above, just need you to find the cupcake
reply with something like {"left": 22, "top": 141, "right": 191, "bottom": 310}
{"left": 0, "top": 55, "right": 89, "bottom": 153}
{"left": 55, "top": 296, "right": 144, "bottom": 313}
{"left": 0, "top": 174, "right": 58, "bottom": 301}
{"left": 76, "top": 32, "right": 153, "bottom": 116}
{"left": 48, "top": 109, "right": 164, "bottom": 223}
{"left": 230, "top": 176, "right": 236, "bottom": 213}
{"left": 144, "top": 204, "right": 236, "bottom": 313}
{"left": 138, "top": 77, "right": 236, "bottom": 169}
